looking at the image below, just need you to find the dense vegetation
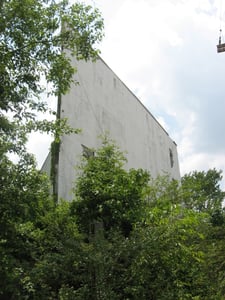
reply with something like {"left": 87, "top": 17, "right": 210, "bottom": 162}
{"left": 1, "top": 0, "right": 225, "bottom": 299}
{"left": 1, "top": 138, "right": 225, "bottom": 299}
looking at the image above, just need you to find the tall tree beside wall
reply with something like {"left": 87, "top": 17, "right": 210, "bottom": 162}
{"left": 72, "top": 137, "right": 150, "bottom": 238}
{"left": 0, "top": 152, "right": 53, "bottom": 298}
{"left": 0, "top": 0, "right": 104, "bottom": 157}
{"left": 181, "top": 169, "right": 225, "bottom": 298}
{"left": 181, "top": 169, "right": 225, "bottom": 213}
{"left": 71, "top": 139, "right": 223, "bottom": 299}
{"left": 70, "top": 138, "right": 149, "bottom": 298}
{"left": 0, "top": 0, "right": 104, "bottom": 298}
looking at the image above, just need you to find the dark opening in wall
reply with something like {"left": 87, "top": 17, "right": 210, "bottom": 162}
{"left": 169, "top": 148, "right": 174, "bottom": 168}
{"left": 81, "top": 144, "right": 95, "bottom": 159}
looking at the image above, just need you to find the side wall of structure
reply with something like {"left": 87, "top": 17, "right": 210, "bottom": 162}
{"left": 57, "top": 57, "right": 180, "bottom": 201}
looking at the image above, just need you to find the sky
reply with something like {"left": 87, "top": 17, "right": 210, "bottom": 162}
{"left": 29, "top": 0, "right": 225, "bottom": 187}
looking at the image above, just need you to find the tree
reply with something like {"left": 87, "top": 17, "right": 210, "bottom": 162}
{"left": 72, "top": 136, "right": 150, "bottom": 238}
{"left": 129, "top": 207, "right": 209, "bottom": 299}
{"left": 0, "top": 151, "right": 90, "bottom": 299}
{"left": 1, "top": 136, "right": 225, "bottom": 298}
{"left": 181, "top": 169, "right": 225, "bottom": 298}
{"left": 28, "top": 201, "right": 89, "bottom": 300}
{"left": 0, "top": 151, "right": 53, "bottom": 298}
{"left": 71, "top": 140, "right": 214, "bottom": 299}
{"left": 0, "top": 0, "right": 104, "bottom": 155}
{"left": 181, "top": 169, "right": 225, "bottom": 213}
{"left": 0, "top": 1, "right": 104, "bottom": 297}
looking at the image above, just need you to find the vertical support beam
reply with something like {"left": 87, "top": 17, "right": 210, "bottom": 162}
{"left": 51, "top": 12, "right": 65, "bottom": 203}
{"left": 51, "top": 93, "right": 61, "bottom": 203}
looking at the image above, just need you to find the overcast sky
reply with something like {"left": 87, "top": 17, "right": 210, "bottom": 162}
{"left": 29, "top": 0, "right": 225, "bottom": 187}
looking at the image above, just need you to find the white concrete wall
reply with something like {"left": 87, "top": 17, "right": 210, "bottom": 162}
{"left": 57, "top": 57, "right": 180, "bottom": 201}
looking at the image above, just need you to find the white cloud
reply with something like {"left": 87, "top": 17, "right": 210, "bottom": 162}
{"left": 179, "top": 111, "right": 197, "bottom": 156}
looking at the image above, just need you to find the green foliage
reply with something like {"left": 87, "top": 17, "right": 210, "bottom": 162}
{"left": 70, "top": 139, "right": 219, "bottom": 299}
{"left": 72, "top": 137, "right": 150, "bottom": 237}
{"left": 181, "top": 169, "right": 225, "bottom": 213}
{"left": 129, "top": 207, "right": 208, "bottom": 299}
{"left": 0, "top": 1, "right": 105, "bottom": 297}
{"left": 0, "top": 153, "right": 52, "bottom": 226}
{"left": 0, "top": 152, "right": 88, "bottom": 299}
{"left": 180, "top": 169, "right": 225, "bottom": 299}
{"left": 0, "top": 0, "right": 104, "bottom": 154}
{"left": 0, "top": 152, "right": 54, "bottom": 299}
{"left": 28, "top": 201, "right": 89, "bottom": 299}
{"left": 0, "top": 0, "right": 103, "bottom": 111}
{"left": 1, "top": 132, "right": 225, "bottom": 298}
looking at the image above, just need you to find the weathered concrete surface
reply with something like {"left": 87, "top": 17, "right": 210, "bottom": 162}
{"left": 46, "top": 56, "right": 180, "bottom": 201}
